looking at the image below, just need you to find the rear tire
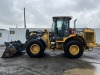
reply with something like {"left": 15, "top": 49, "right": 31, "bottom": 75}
{"left": 26, "top": 40, "right": 45, "bottom": 58}
{"left": 64, "top": 40, "right": 84, "bottom": 58}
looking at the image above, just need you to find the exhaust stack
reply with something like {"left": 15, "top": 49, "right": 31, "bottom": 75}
{"left": 74, "top": 19, "right": 77, "bottom": 31}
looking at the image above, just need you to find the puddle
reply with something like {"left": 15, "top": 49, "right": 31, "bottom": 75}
{"left": 63, "top": 67, "right": 100, "bottom": 75}
{"left": 63, "top": 60, "right": 100, "bottom": 75}
{"left": 63, "top": 68, "right": 94, "bottom": 75}
{"left": 92, "top": 63, "right": 100, "bottom": 75}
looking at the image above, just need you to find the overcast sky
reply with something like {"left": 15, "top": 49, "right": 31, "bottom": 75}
{"left": 0, "top": 0, "right": 100, "bottom": 29}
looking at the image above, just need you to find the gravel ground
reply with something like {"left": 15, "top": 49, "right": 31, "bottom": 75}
{"left": 0, "top": 47, "right": 100, "bottom": 75}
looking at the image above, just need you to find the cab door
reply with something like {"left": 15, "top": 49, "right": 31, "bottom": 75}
{"left": 56, "top": 19, "right": 64, "bottom": 37}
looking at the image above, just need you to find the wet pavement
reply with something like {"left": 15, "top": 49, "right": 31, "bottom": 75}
{"left": 0, "top": 47, "right": 100, "bottom": 75}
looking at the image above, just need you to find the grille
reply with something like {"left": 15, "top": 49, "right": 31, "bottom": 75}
{"left": 85, "top": 32, "right": 94, "bottom": 43}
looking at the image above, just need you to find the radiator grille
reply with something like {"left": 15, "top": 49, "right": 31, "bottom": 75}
{"left": 85, "top": 32, "right": 94, "bottom": 43}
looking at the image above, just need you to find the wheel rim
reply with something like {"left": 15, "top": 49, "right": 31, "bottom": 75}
{"left": 30, "top": 44, "right": 40, "bottom": 54}
{"left": 69, "top": 45, "right": 79, "bottom": 55}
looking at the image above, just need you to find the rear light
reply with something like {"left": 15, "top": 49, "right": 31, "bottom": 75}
{"left": 70, "top": 28, "right": 74, "bottom": 34}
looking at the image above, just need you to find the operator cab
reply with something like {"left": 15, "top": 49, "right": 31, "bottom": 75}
{"left": 51, "top": 16, "right": 72, "bottom": 40}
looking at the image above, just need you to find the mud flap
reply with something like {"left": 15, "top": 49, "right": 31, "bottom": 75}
{"left": 1, "top": 41, "right": 23, "bottom": 58}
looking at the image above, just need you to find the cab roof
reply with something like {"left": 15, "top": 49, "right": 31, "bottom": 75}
{"left": 53, "top": 16, "right": 72, "bottom": 20}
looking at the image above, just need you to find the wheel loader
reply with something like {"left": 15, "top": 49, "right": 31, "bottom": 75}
{"left": 2, "top": 16, "right": 97, "bottom": 58}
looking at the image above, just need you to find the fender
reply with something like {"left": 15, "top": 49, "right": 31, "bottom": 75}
{"left": 76, "top": 35, "right": 87, "bottom": 46}
{"left": 64, "top": 34, "right": 87, "bottom": 46}
{"left": 38, "top": 38, "right": 47, "bottom": 48}
{"left": 23, "top": 37, "right": 47, "bottom": 50}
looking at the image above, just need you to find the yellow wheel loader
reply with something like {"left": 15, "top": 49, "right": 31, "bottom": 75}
{"left": 1, "top": 16, "right": 97, "bottom": 58}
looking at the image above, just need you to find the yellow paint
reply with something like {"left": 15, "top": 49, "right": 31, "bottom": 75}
{"left": 56, "top": 42, "right": 63, "bottom": 50}
{"left": 30, "top": 44, "right": 40, "bottom": 54}
{"left": 84, "top": 28, "right": 97, "bottom": 47}
{"left": 69, "top": 45, "right": 79, "bottom": 55}
{"left": 56, "top": 34, "right": 76, "bottom": 43}
{"left": 87, "top": 43, "right": 97, "bottom": 47}
{"left": 30, "top": 32, "right": 36, "bottom": 36}
{"left": 84, "top": 28, "right": 94, "bottom": 32}
{"left": 41, "top": 29, "right": 51, "bottom": 50}
{"left": 63, "top": 34, "right": 76, "bottom": 42}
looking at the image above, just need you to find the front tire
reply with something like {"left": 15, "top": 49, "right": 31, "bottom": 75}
{"left": 64, "top": 40, "right": 84, "bottom": 58}
{"left": 26, "top": 40, "right": 45, "bottom": 58}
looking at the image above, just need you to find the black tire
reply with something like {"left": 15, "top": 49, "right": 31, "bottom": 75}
{"left": 26, "top": 40, "right": 45, "bottom": 58}
{"left": 64, "top": 40, "right": 84, "bottom": 58}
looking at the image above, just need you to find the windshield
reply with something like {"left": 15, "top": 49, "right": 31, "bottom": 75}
{"left": 56, "top": 19, "right": 63, "bottom": 31}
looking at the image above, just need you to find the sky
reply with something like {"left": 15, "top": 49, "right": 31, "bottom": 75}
{"left": 0, "top": 0, "right": 100, "bottom": 29}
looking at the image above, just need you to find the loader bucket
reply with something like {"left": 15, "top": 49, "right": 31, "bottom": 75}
{"left": 1, "top": 41, "right": 23, "bottom": 58}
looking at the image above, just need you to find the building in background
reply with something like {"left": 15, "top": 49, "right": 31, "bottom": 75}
{"left": 9, "top": 28, "right": 50, "bottom": 43}
{"left": 94, "top": 28, "right": 100, "bottom": 45}
{"left": 0, "top": 29, "right": 9, "bottom": 45}
{"left": 0, "top": 28, "right": 99, "bottom": 45}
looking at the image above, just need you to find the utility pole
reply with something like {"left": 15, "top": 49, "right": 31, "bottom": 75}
{"left": 24, "top": 8, "right": 26, "bottom": 28}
